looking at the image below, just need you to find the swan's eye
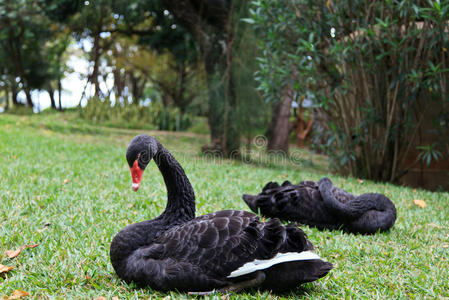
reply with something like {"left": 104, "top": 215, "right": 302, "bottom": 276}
{"left": 139, "top": 151, "right": 149, "bottom": 164}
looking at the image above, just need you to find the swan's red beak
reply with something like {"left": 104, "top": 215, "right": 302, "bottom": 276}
{"left": 130, "top": 160, "right": 144, "bottom": 191}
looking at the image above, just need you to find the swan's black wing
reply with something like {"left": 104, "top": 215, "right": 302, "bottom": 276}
{"left": 122, "top": 210, "right": 322, "bottom": 292}
{"left": 244, "top": 181, "right": 304, "bottom": 216}
{"left": 243, "top": 181, "right": 340, "bottom": 229}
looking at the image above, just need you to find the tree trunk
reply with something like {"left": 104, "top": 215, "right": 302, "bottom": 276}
{"left": 113, "top": 67, "right": 125, "bottom": 102}
{"left": 48, "top": 88, "right": 57, "bottom": 109}
{"left": 4, "top": 85, "right": 10, "bottom": 111}
{"left": 162, "top": 0, "right": 241, "bottom": 157}
{"left": 202, "top": 34, "right": 240, "bottom": 156}
{"left": 129, "top": 71, "right": 146, "bottom": 105}
{"left": 23, "top": 87, "right": 33, "bottom": 108}
{"left": 7, "top": 26, "right": 33, "bottom": 108}
{"left": 171, "top": 60, "right": 195, "bottom": 115}
{"left": 11, "top": 81, "right": 18, "bottom": 105}
{"left": 161, "top": 94, "right": 172, "bottom": 108}
{"left": 266, "top": 83, "right": 294, "bottom": 153}
{"left": 91, "top": 32, "right": 101, "bottom": 98}
{"left": 205, "top": 35, "right": 228, "bottom": 146}
{"left": 58, "top": 76, "right": 62, "bottom": 110}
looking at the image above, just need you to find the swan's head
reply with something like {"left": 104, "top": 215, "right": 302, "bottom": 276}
{"left": 126, "top": 135, "right": 158, "bottom": 191}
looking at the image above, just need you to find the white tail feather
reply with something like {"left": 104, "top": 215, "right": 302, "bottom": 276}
{"left": 227, "top": 251, "right": 321, "bottom": 278}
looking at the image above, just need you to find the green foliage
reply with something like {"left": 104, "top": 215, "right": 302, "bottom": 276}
{"left": 251, "top": 0, "right": 449, "bottom": 182}
{"left": 79, "top": 97, "right": 192, "bottom": 131}
{"left": 0, "top": 0, "right": 73, "bottom": 108}
{"left": 39, "top": 0, "right": 83, "bottom": 22}
{"left": 205, "top": 1, "right": 270, "bottom": 155}
{"left": 250, "top": 0, "right": 305, "bottom": 103}
{"left": 1, "top": 114, "right": 449, "bottom": 298}
{"left": 115, "top": 0, "right": 198, "bottom": 65}
{"left": 417, "top": 143, "right": 443, "bottom": 166}
{"left": 0, "top": 1, "right": 51, "bottom": 98}
{"left": 146, "top": 100, "right": 192, "bottom": 131}
{"left": 49, "top": 0, "right": 205, "bottom": 120}
{"left": 233, "top": 13, "right": 271, "bottom": 146}
{"left": 187, "top": 117, "right": 210, "bottom": 135}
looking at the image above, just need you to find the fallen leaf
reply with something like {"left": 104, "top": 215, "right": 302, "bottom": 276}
{"left": 282, "top": 174, "right": 288, "bottom": 178}
{"left": 7, "top": 290, "right": 30, "bottom": 299}
{"left": 62, "top": 179, "right": 69, "bottom": 185}
{"left": 5, "top": 244, "right": 38, "bottom": 259}
{"left": 0, "top": 264, "right": 14, "bottom": 273}
{"left": 413, "top": 199, "right": 427, "bottom": 208}
{"left": 6, "top": 246, "right": 26, "bottom": 259}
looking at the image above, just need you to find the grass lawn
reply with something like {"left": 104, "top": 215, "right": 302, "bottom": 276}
{"left": 1, "top": 113, "right": 448, "bottom": 299}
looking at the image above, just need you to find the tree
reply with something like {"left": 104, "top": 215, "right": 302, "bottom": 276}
{"left": 0, "top": 0, "right": 55, "bottom": 108}
{"left": 110, "top": 35, "right": 204, "bottom": 113}
{"left": 111, "top": 1, "right": 209, "bottom": 112}
{"left": 265, "top": 85, "right": 294, "bottom": 153}
{"left": 46, "top": 0, "right": 206, "bottom": 114}
{"left": 43, "top": 31, "right": 72, "bottom": 110}
{"left": 68, "top": 0, "right": 116, "bottom": 98}
{"left": 161, "top": 0, "right": 262, "bottom": 156}
{"left": 251, "top": 0, "right": 449, "bottom": 183}
{"left": 249, "top": 3, "right": 308, "bottom": 154}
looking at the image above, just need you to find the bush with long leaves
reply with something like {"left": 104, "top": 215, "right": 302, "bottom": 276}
{"left": 251, "top": 0, "right": 449, "bottom": 182}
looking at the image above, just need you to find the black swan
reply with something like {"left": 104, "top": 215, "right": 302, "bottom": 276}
{"left": 110, "top": 135, "right": 332, "bottom": 293}
{"left": 243, "top": 178, "right": 397, "bottom": 234}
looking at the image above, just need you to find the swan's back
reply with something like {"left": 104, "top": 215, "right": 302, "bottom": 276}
{"left": 244, "top": 178, "right": 397, "bottom": 234}
{"left": 111, "top": 210, "right": 332, "bottom": 292}
{"left": 243, "top": 180, "right": 341, "bottom": 229}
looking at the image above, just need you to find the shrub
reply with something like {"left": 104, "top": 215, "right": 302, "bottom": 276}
{"left": 251, "top": 0, "right": 449, "bottom": 182}
{"left": 79, "top": 97, "right": 192, "bottom": 131}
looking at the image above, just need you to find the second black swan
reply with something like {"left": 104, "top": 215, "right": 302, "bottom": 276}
{"left": 109, "top": 135, "right": 332, "bottom": 293}
{"left": 243, "top": 178, "right": 397, "bottom": 234}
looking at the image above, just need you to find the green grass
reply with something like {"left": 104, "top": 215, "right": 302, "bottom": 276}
{"left": 1, "top": 113, "right": 448, "bottom": 299}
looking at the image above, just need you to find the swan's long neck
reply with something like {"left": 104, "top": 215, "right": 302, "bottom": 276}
{"left": 319, "top": 178, "right": 361, "bottom": 219}
{"left": 154, "top": 142, "right": 195, "bottom": 223}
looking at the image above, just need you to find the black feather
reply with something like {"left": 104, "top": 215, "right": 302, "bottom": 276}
{"left": 110, "top": 135, "right": 332, "bottom": 292}
{"left": 243, "top": 177, "right": 397, "bottom": 234}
